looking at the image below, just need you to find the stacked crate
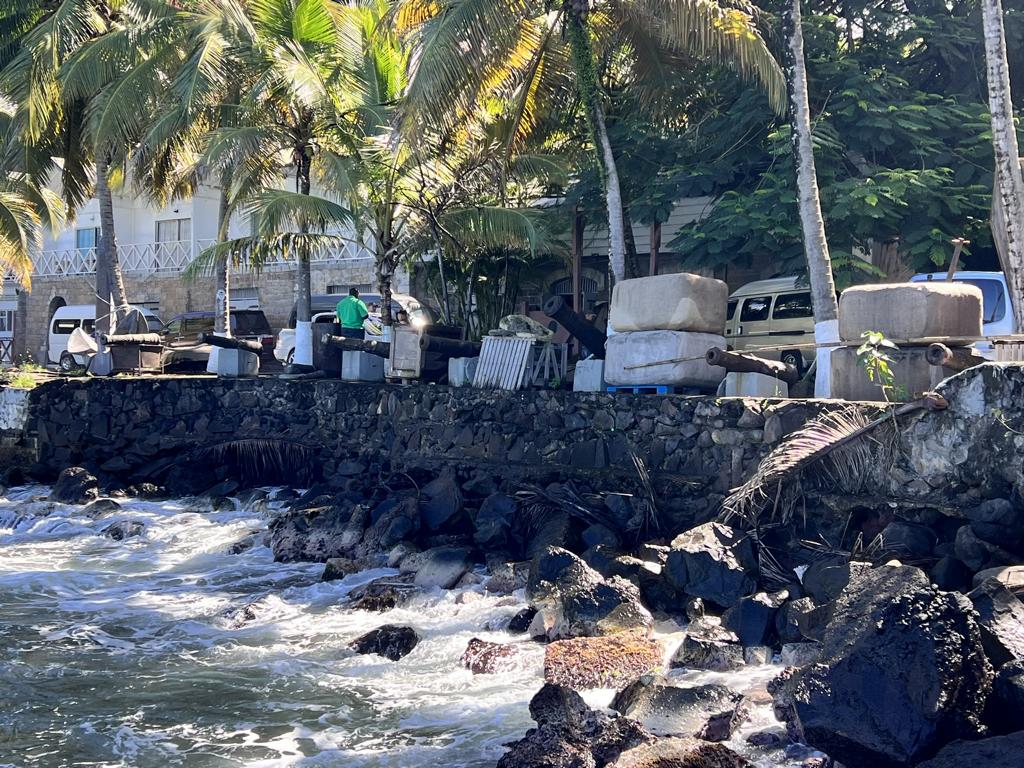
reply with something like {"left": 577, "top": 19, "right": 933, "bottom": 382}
{"left": 832, "top": 282, "right": 983, "bottom": 401}
{"left": 604, "top": 273, "right": 728, "bottom": 391}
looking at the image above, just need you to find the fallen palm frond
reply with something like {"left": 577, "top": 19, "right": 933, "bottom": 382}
{"left": 720, "top": 393, "right": 948, "bottom": 527}
{"left": 196, "top": 438, "right": 317, "bottom": 487}
{"left": 629, "top": 447, "right": 661, "bottom": 540}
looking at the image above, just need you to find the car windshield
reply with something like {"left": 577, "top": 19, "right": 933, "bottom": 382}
{"left": 233, "top": 313, "right": 272, "bottom": 335}
{"left": 957, "top": 279, "right": 1006, "bottom": 324}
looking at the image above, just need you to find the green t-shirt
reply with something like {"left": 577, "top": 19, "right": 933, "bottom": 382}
{"left": 337, "top": 296, "right": 369, "bottom": 329}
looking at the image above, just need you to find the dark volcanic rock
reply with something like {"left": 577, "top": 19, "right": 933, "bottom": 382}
{"left": 913, "top": 731, "right": 1024, "bottom": 768}
{"left": 876, "top": 521, "right": 935, "bottom": 558}
{"left": 460, "top": 638, "right": 529, "bottom": 674}
{"left": 473, "top": 492, "right": 516, "bottom": 550}
{"left": 988, "top": 660, "right": 1024, "bottom": 734}
{"left": 670, "top": 619, "right": 744, "bottom": 672}
{"left": 969, "top": 578, "right": 1024, "bottom": 666}
{"left": 496, "top": 683, "right": 653, "bottom": 768}
{"left": 721, "top": 591, "right": 787, "bottom": 647}
{"left": 420, "top": 470, "right": 463, "bottom": 531}
{"left": 544, "top": 631, "right": 663, "bottom": 690}
{"left": 508, "top": 607, "right": 538, "bottom": 633}
{"left": 102, "top": 520, "right": 144, "bottom": 540}
{"left": 801, "top": 555, "right": 859, "bottom": 605}
{"left": 607, "top": 737, "right": 750, "bottom": 768}
{"left": 775, "top": 564, "right": 992, "bottom": 768}
{"left": 955, "top": 525, "right": 1016, "bottom": 571}
{"left": 350, "top": 625, "right": 419, "bottom": 661}
{"left": 412, "top": 546, "right": 472, "bottom": 589}
{"left": 269, "top": 500, "right": 362, "bottom": 563}
{"left": 347, "top": 575, "right": 418, "bottom": 612}
{"left": 664, "top": 523, "right": 757, "bottom": 609}
{"left": 82, "top": 498, "right": 122, "bottom": 518}
{"left": 360, "top": 496, "right": 420, "bottom": 555}
{"left": 50, "top": 467, "right": 99, "bottom": 504}
{"left": 929, "top": 556, "right": 973, "bottom": 592}
{"left": 322, "top": 557, "right": 361, "bottom": 582}
{"left": 774, "top": 597, "right": 831, "bottom": 644}
{"left": 527, "top": 547, "right": 653, "bottom": 640}
{"left": 611, "top": 676, "right": 743, "bottom": 739}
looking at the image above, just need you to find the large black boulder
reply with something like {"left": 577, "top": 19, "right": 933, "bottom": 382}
{"left": 987, "top": 660, "right": 1024, "bottom": 734}
{"left": 420, "top": 470, "right": 463, "bottom": 531}
{"left": 527, "top": 547, "right": 653, "bottom": 640}
{"left": 664, "top": 523, "right": 757, "bottom": 609}
{"left": 473, "top": 492, "right": 516, "bottom": 550}
{"left": 359, "top": 495, "right": 420, "bottom": 555}
{"left": 268, "top": 500, "right": 360, "bottom": 562}
{"left": 968, "top": 578, "right": 1024, "bottom": 667}
{"left": 721, "top": 591, "right": 787, "bottom": 647}
{"left": 49, "top": 467, "right": 99, "bottom": 505}
{"left": 349, "top": 625, "right": 420, "bottom": 661}
{"left": 775, "top": 564, "right": 992, "bottom": 768}
{"left": 611, "top": 676, "right": 744, "bottom": 740}
{"left": 913, "top": 731, "right": 1024, "bottom": 768}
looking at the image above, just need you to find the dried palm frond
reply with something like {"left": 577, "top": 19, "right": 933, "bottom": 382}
{"left": 629, "top": 447, "right": 661, "bottom": 540}
{"left": 720, "top": 393, "right": 948, "bottom": 527}
{"left": 197, "top": 438, "right": 317, "bottom": 487}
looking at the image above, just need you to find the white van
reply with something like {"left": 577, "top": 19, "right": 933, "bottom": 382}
{"left": 49, "top": 304, "right": 163, "bottom": 371}
{"left": 910, "top": 271, "right": 1014, "bottom": 357}
{"left": 726, "top": 277, "right": 814, "bottom": 372}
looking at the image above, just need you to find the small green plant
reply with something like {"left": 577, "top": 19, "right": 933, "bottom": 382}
{"left": 856, "top": 330, "right": 900, "bottom": 402}
{"left": 5, "top": 372, "right": 37, "bottom": 390}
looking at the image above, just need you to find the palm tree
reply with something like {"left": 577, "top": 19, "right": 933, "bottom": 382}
{"left": 782, "top": 0, "right": 840, "bottom": 396}
{"left": 981, "top": 0, "right": 1024, "bottom": 331}
{"left": 0, "top": 173, "right": 64, "bottom": 288}
{"left": 396, "top": 0, "right": 785, "bottom": 285}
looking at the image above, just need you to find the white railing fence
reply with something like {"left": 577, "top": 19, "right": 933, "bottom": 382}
{"left": 23, "top": 239, "right": 375, "bottom": 279}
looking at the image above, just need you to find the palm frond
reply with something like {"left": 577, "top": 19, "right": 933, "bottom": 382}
{"left": 185, "top": 231, "right": 352, "bottom": 278}
{"left": 196, "top": 437, "right": 317, "bottom": 486}
{"left": 438, "top": 205, "right": 561, "bottom": 255}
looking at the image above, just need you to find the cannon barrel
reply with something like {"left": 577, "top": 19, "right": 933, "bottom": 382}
{"left": 925, "top": 342, "right": 986, "bottom": 372}
{"left": 705, "top": 347, "right": 801, "bottom": 385}
{"left": 418, "top": 334, "right": 482, "bottom": 357}
{"left": 198, "top": 333, "right": 263, "bottom": 354}
{"left": 320, "top": 333, "right": 391, "bottom": 358}
{"left": 100, "top": 333, "right": 163, "bottom": 345}
{"left": 542, "top": 295, "right": 605, "bottom": 358}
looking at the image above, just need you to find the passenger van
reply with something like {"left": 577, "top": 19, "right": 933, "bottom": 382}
{"left": 726, "top": 277, "right": 814, "bottom": 372}
{"left": 910, "top": 271, "right": 1014, "bottom": 357}
{"left": 49, "top": 304, "right": 163, "bottom": 371}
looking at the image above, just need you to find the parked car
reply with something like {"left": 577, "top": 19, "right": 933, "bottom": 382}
{"left": 160, "top": 309, "right": 275, "bottom": 368}
{"left": 49, "top": 304, "right": 163, "bottom": 372}
{"left": 910, "top": 271, "right": 1012, "bottom": 358}
{"left": 726, "top": 277, "right": 814, "bottom": 372}
{"left": 273, "top": 293, "right": 434, "bottom": 365}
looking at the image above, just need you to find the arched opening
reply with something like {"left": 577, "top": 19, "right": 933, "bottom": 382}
{"left": 43, "top": 295, "right": 67, "bottom": 363}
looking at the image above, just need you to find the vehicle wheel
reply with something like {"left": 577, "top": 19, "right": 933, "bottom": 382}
{"left": 781, "top": 350, "right": 803, "bottom": 373}
{"left": 286, "top": 349, "right": 294, "bottom": 366}
{"left": 59, "top": 353, "right": 76, "bottom": 373}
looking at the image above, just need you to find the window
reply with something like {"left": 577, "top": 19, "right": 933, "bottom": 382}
{"left": 82, "top": 319, "right": 95, "bottom": 334}
{"left": 76, "top": 227, "right": 100, "bottom": 250}
{"left": 163, "top": 319, "right": 181, "bottom": 335}
{"left": 959, "top": 279, "right": 1006, "bottom": 324}
{"left": 181, "top": 316, "right": 214, "bottom": 335}
{"left": 772, "top": 292, "right": 813, "bottom": 320}
{"left": 232, "top": 312, "right": 271, "bottom": 336}
{"left": 156, "top": 218, "right": 191, "bottom": 243}
{"left": 739, "top": 296, "right": 771, "bottom": 322}
{"left": 327, "top": 283, "right": 371, "bottom": 295}
{"left": 52, "top": 319, "right": 80, "bottom": 334}
{"left": 727, "top": 299, "right": 738, "bottom": 320}
{"left": 0, "top": 309, "right": 14, "bottom": 334}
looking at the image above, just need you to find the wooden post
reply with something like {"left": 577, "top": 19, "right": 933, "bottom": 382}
{"left": 649, "top": 220, "right": 661, "bottom": 276}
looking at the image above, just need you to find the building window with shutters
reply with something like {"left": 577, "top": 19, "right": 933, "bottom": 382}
{"left": 155, "top": 218, "right": 192, "bottom": 269}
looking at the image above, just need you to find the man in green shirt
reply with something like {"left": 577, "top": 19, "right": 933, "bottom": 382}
{"left": 336, "top": 288, "right": 369, "bottom": 339}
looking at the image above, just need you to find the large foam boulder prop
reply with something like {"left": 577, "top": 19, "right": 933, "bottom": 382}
{"left": 831, "top": 346, "right": 949, "bottom": 402}
{"left": 664, "top": 522, "right": 758, "bottom": 608}
{"left": 604, "top": 331, "right": 725, "bottom": 389}
{"left": 838, "top": 281, "right": 982, "bottom": 345}
{"left": 609, "top": 273, "right": 728, "bottom": 334}
{"left": 773, "top": 564, "right": 991, "bottom": 768}
{"left": 527, "top": 547, "right": 653, "bottom": 640}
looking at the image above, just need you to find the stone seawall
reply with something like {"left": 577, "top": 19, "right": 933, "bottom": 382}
{"left": 20, "top": 378, "right": 844, "bottom": 519}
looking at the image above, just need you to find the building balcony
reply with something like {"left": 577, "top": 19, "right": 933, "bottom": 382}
{"left": 21, "top": 239, "right": 376, "bottom": 280}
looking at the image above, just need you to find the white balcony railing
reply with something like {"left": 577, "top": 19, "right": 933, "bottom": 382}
{"left": 26, "top": 238, "right": 375, "bottom": 279}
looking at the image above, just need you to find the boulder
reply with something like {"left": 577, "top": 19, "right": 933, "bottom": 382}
{"left": 956, "top": 525, "right": 1017, "bottom": 571}
{"left": 837, "top": 281, "right": 982, "bottom": 344}
{"left": 604, "top": 331, "right": 726, "bottom": 389}
{"left": 360, "top": 496, "right": 420, "bottom": 555}
{"left": 664, "top": 523, "right": 757, "bottom": 608}
{"left": 929, "top": 556, "right": 973, "bottom": 592}
{"left": 268, "top": 501, "right": 360, "bottom": 563}
{"left": 49, "top": 467, "right": 99, "bottom": 504}
{"left": 527, "top": 547, "right": 653, "bottom": 639}
{"left": 721, "top": 591, "right": 787, "bottom": 647}
{"left": 508, "top": 607, "right": 538, "bottom": 633}
{"left": 988, "top": 660, "right": 1024, "bottom": 734}
{"left": 775, "top": 565, "right": 992, "bottom": 768}
{"left": 544, "top": 631, "right": 664, "bottom": 690}
{"left": 412, "top": 546, "right": 473, "bottom": 589}
{"left": 460, "top": 638, "right": 530, "bottom": 674}
{"left": 606, "top": 737, "right": 750, "bottom": 768}
{"left": 973, "top": 565, "right": 1024, "bottom": 595}
{"left": 801, "top": 555, "right": 859, "bottom": 605}
{"left": 774, "top": 597, "right": 831, "bottom": 644}
{"left": 349, "top": 624, "right": 419, "bottom": 661}
{"left": 102, "top": 520, "right": 145, "bottom": 541}
{"left": 82, "top": 498, "right": 122, "bottom": 518}
{"left": 473, "top": 493, "right": 516, "bottom": 550}
{"left": 670, "top": 619, "right": 744, "bottom": 672}
{"left": 966, "top": 498, "right": 1024, "bottom": 549}
{"left": 421, "top": 471, "right": 464, "bottom": 531}
{"left": 779, "top": 642, "right": 821, "bottom": 668}
{"left": 609, "top": 272, "right": 729, "bottom": 334}
{"left": 582, "top": 524, "right": 621, "bottom": 550}
{"left": 913, "top": 732, "right": 1024, "bottom": 768}
{"left": 968, "top": 578, "right": 1024, "bottom": 666}
{"left": 322, "top": 557, "right": 362, "bottom": 581}
{"left": 348, "top": 575, "right": 418, "bottom": 612}
{"left": 876, "top": 521, "right": 936, "bottom": 558}
{"left": 611, "top": 676, "right": 743, "bottom": 739}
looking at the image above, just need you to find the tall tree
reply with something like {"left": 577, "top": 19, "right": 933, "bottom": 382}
{"left": 783, "top": 0, "right": 839, "bottom": 396}
{"left": 982, "top": 0, "right": 1024, "bottom": 330}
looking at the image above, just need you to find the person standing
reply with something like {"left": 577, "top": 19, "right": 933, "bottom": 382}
{"left": 336, "top": 288, "right": 369, "bottom": 339}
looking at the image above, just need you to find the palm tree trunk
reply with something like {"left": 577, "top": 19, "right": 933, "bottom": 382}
{"left": 293, "top": 152, "right": 313, "bottom": 367}
{"left": 567, "top": 14, "right": 627, "bottom": 287}
{"left": 94, "top": 154, "right": 119, "bottom": 335}
{"left": 982, "top": 0, "right": 1024, "bottom": 331}
{"left": 214, "top": 182, "right": 231, "bottom": 337}
{"left": 783, "top": 0, "right": 840, "bottom": 396}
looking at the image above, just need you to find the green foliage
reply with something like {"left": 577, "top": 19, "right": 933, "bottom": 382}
{"left": 856, "top": 330, "right": 899, "bottom": 402}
